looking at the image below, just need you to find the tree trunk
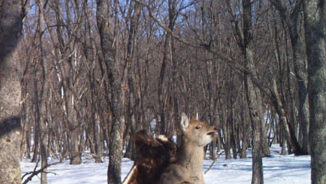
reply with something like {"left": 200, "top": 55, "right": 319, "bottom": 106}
{"left": 0, "top": 0, "right": 23, "bottom": 184}
{"left": 158, "top": 0, "right": 177, "bottom": 135}
{"left": 37, "top": 0, "right": 48, "bottom": 182}
{"left": 94, "top": 113, "right": 103, "bottom": 163}
{"left": 68, "top": 91, "right": 81, "bottom": 165}
{"left": 96, "top": 0, "right": 124, "bottom": 183}
{"left": 304, "top": 0, "right": 326, "bottom": 183}
{"left": 158, "top": 32, "right": 169, "bottom": 134}
{"left": 123, "top": 0, "right": 141, "bottom": 160}
{"left": 242, "top": 0, "right": 264, "bottom": 183}
{"left": 240, "top": 98, "right": 249, "bottom": 159}
{"left": 223, "top": 109, "right": 231, "bottom": 159}
{"left": 70, "top": 122, "right": 81, "bottom": 165}
{"left": 244, "top": 48, "right": 264, "bottom": 184}
{"left": 0, "top": 0, "right": 23, "bottom": 183}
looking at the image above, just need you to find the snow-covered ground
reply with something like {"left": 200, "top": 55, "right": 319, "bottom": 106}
{"left": 21, "top": 145, "right": 311, "bottom": 184}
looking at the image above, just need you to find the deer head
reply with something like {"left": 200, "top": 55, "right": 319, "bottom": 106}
{"left": 180, "top": 112, "right": 218, "bottom": 147}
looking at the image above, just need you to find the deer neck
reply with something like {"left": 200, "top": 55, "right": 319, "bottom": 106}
{"left": 177, "top": 138, "right": 205, "bottom": 178}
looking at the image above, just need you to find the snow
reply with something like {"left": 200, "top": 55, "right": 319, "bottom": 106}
{"left": 203, "top": 154, "right": 310, "bottom": 184}
{"left": 21, "top": 145, "right": 311, "bottom": 184}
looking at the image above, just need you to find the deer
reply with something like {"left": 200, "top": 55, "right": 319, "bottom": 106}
{"left": 158, "top": 113, "right": 218, "bottom": 184}
{"left": 123, "top": 113, "right": 217, "bottom": 184}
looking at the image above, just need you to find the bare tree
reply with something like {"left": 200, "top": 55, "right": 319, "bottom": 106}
{"left": 96, "top": 0, "right": 125, "bottom": 183}
{"left": 270, "top": 0, "right": 309, "bottom": 155}
{"left": 241, "top": 0, "right": 264, "bottom": 181}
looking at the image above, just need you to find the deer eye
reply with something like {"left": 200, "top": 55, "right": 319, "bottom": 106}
{"left": 195, "top": 125, "right": 202, "bottom": 130}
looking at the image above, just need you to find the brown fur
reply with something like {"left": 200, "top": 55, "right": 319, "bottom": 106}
{"left": 123, "top": 129, "right": 177, "bottom": 184}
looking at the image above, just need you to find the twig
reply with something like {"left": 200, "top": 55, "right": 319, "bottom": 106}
{"left": 204, "top": 159, "right": 217, "bottom": 174}
{"left": 204, "top": 150, "right": 224, "bottom": 174}
{"left": 133, "top": 0, "right": 203, "bottom": 48}
{"left": 21, "top": 161, "right": 60, "bottom": 184}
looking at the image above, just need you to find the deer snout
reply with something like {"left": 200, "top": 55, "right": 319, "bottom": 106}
{"left": 207, "top": 127, "right": 218, "bottom": 136}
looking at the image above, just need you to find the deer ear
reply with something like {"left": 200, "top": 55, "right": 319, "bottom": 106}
{"left": 180, "top": 112, "right": 189, "bottom": 132}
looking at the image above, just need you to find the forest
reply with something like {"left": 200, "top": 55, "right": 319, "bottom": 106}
{"left": 0, "top": 0, "right": 325, "bottom": 184}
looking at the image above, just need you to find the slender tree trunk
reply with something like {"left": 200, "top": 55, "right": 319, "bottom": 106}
{"left": 158, "top": 0, "right": 178, "bottom": 135}
{"left": 158, "top": 34, "right": 169, "bottom": 134}
{"left": 68, "top": 88, "right": 81, "bottom": 165}
{"left": 0, "top": 0, "right": 23, "bottom": 183}
{"left": 171, "top": 0, "right": 179, "bottom": 139}
{"left": 94, "top": 113, "right": 103, "bottom": 163}
{"left": 242, "top": 0, "right": 264, "bottom": 183}
{"left": 223, "top": 106, "right": 231, "bottom": 159}
{"left": 240, "top": 104, "right": 249, "bottom": 158}
{"left": 304, "top": 0, "right": 326, "bottom": 183}
{"left": 244, "top": 49, "right": 264, "bottom": 184}
{"left": 37, "top": 0, "right": 48, "bottom": 182}
{"left": 69, "top": 117, "right": 81, "bottom": 165}
{"left": 124, "top": 0, "right": 141, "bottom": 160}
{"left": 96, "top": 0, "right": 124, "bottom": 183}
{"left": 271, "top": 79, "right": 304, "bottom": 155}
